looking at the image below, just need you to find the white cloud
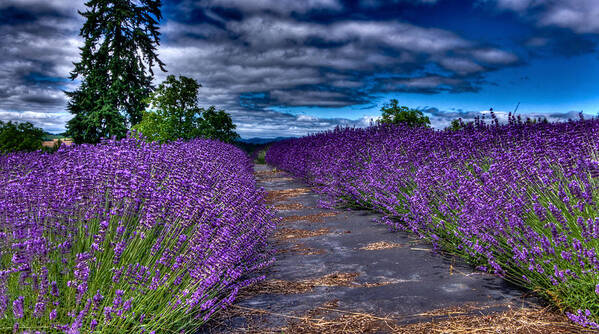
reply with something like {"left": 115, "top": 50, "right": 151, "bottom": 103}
{"left": 232, "top": 109, "right": 384, "bottom": 138}
{"left": 490, "top": 0, "right": 599, "bottom": 34}
{"left": 329, "top": 21, "right": 472, "bottom": 53}
{"left": 0, "top": 111, "right": 72, "bottom": 133}
{"left": 472, "top": 49, "right": 519, "bottom": 64}
{"left": 540, "top": 2, "right": 599, "bottom": 33}
{"left": 402, "top": 76, "right": 452, "bottom": 88}
{"left": 439, "top": 57, "right": 485, "bottom": 75}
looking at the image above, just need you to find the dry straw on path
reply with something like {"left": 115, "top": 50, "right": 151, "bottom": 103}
{"left": 227, "top": 303, "right": 592, "bottom": 334}
{"left": 264, "top": 188, "right": 311, "bottom": 203}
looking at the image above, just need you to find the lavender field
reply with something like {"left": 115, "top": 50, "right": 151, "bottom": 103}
{"left": 0, "top": 137, "right": 274, "bottom": 332}
{"left": 266, "top": 116, "right": 599, "bottom": 329}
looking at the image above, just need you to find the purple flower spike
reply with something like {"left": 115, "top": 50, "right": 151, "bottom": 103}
{"left": 266, "top": 118, "right": 599, "bottom": 329}
{"left": 0, "top": 136, "right": 274, "bottom": 331}
{"left": 12, "top": 296, "right": 24, "bottom": 319}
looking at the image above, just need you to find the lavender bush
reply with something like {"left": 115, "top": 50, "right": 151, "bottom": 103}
{"left": 0, "top": 136, "right": 274, "bottom": 333}
{"left": 266, "top": 115, "right": 599, "bottom": 328}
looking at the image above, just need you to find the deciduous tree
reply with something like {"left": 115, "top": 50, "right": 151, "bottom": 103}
{"left": 197, "top": 106, "right": 240, "bottom": 144}
{"left": 133, "top": 75, "right": 202, "bottom": 142}
{"left": 133, "top": 75, "right": 239, "bottom": 143}
{"left": 0, "top": 121, "right": 44, "bottom": 153}
{"left": 379, "top": 99, "right": 430, "bottom": 127}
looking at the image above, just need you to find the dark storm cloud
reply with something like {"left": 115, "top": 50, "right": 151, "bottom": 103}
{"left": 0, "top": 0, "right": 84, "bottom": 131}
{"left": 0, "top": 0, "right": 587, "bottom": 137}
{"left": 160, "top": 4, "right": 520, "bottom": 113}
{"left": 154, "top": 0, "right": 599, "bottom": 136}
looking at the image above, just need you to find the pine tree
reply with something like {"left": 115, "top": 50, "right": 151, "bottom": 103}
{"left": 66, "top": 0, "right": 166, "bottom": 144}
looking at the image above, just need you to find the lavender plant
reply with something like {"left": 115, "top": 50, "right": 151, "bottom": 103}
{"left": 0, "top": 136, "right": 274, "bottom": 333}
{"left": 266, "top": 116, "right": 599, "bottom": 329}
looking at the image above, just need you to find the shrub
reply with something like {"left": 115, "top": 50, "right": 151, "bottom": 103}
{"left": 0, "top": 121, "right": 44, "bottom": 153}
{"left": 0, "top": 136, "right": 273, "bottom": 332}
{"left": 378, "top": 99, "right": 430, "bottom": 127}
{"left": 266, "top": 117, "right": 599, "bottom": 329}
{"left": 254, "top": 149, "right": 267, "bottom": 164}
{"left": 132, "top": 75, "right": 239, "bottom": 144}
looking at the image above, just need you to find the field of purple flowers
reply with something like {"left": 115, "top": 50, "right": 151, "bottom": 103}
{"left": 0, "top": 136, "right": 274, "bottom": 333}
{"left": 266, "top": 116, "right": 599, "bottom": 329}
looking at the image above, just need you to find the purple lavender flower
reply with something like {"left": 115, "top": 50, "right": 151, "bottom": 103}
{"left": 266, "top": 119, "right": 599, "bottom": 329}
{"left": 12, "top": 296, "right": 24, "bottom": 319}
{"left": 0, "top": 136, "right": 274, "bottom": 332}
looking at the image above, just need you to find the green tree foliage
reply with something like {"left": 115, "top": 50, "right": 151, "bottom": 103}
{"left": 66, "top": 0, "right": 166, "bottom": 144}
{"left": 0, "top": 121, "right": 44, "bottom": 153}
{"left": 446, "top": 118, "right": 474, "bottom": 131}
{"left": 133, "top": 75, "right": 202, "bottom": 142}
{"left": 526, "top": 117, "right": 549, "bottom": 124}
{"left": 133, "top": 75, "right": 239, "bottom": 143}
{"left": 379, "top": 99, "right": 430, "bottom": 127}
{"left": 197, "top": 106, "right": 240, "bottom": 144}
{"left": 132, "top": 110, "right": 165, "bottom": 142}
{"left": 447, "top": 118, "right": 463, "bottom": 131}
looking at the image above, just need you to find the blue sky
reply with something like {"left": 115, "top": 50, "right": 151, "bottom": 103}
{"left": 1, "top": 0, "right": 599, "bottom": 137}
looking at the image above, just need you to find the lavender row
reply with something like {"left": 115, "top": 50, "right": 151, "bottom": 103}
{"left": 266, "top": 117, "right": 599, "bottom": 328}
{"left": 0, "top": 136, "right": 274, "bottom": 333}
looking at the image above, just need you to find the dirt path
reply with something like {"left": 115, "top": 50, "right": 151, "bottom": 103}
{"left": 203, "top": 164, "right": 585, "bottom": 333}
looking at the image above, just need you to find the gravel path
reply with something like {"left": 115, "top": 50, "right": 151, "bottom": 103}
{"left": 202, "top": 164, "right": 581, "bottom": 333}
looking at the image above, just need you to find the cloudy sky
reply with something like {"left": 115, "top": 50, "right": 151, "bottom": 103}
{"left": 2, "top": 0, "right": 599, "bottom": 138}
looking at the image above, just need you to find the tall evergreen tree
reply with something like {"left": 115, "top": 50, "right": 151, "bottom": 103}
{"left": 66, "top": 0, "right": 166, "bottom": 144}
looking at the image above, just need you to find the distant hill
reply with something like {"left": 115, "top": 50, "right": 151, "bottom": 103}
{"left": 238, "top": 137, "right": 295, "bottom": 145}
{"left": 43, "top": 132, "right": 69, "bottom": 141}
